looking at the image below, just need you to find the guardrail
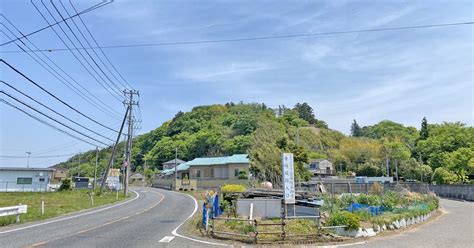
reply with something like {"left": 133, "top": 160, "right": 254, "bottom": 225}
{"left": 0, "top": 205, "right": 28, "bottom": 223}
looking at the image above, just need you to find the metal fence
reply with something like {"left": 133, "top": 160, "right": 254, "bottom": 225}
{"left": 300, "top": 181, "right": 473, "bottom": 201}
{"left": 0, "top": 182, "right": 52, "bottom": 192}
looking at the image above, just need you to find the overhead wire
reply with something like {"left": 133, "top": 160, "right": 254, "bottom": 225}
{"left": 0, "top": 98, "right": 104, "bottom": 148}
{"left": 67, "top": 0, "right": 134, "bottom": 90}
{"left": 0, "top": 21, "right": 122, "bottom": 119}
{"left": 30, "top": 0, "right": 124, "bottom": 102}
{"left": 50, "top": 1, "right": 126, "bottom": 94}
{"left": 0, "top": 90, "right": 111, "bottom": 146}
{"left": 0, "top": 59, "right": 121, "bottom": 134}
{"left": 2, "top": 21, "right": 472, "bottom": 53}
{"left": 1, "top": 80, "right": 115, "bottom": 143}
{"left": 0, "top": 0, "right": 112, "bottom": 46}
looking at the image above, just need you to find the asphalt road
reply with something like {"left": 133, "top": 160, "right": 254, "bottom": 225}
{"left": 0, "top": 187, "right": 222, "bottom": 248}
{"left": 349, "top": 198, "right": 474, "bottom": 248}
{"left": 1, "top": 189, "right": 472, "bottom": 248}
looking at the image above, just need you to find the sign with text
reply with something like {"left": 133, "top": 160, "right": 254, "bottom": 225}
{"left": 282, "top": 153, "right": 295, "bottom": 204}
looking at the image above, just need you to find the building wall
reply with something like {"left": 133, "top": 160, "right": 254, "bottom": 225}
{"left": 189, "top": 163, "right": 249, "bottom": 180}
{"left": 0, "top": 170, "right": 53, "bottom": 192}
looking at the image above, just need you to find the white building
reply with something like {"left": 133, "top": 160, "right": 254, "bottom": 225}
{"left": 0, "top": 167, "right": 54, "bottom": 192}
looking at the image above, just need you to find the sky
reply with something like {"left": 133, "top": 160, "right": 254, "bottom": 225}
{"left": 0, "top": 0, "right": 472, "bottom": 168}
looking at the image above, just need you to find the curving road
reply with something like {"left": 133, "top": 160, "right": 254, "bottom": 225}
{"left": 348, "top": 198, "right": 474, "bottom": 248}
{"left": 0, "top": 187, "right": 222, "bottom": 248}
{"left": 1, "top": 188, "right": 472, "bottom": 248}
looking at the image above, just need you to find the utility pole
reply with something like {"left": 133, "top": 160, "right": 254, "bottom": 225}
{"left": 123, "top": 89, "right": 139, "bottom": 196}
{"left": 93, "top": 147, "right": 98, "bottom": 191}
{"left": 25, "top": 151, "right": 31, "bottom": 168}
{"left": 100, "top": 106, "right": 129, "bottom": 193}
{"left": 174, "top": 147, "right": 178, "bottom": 190}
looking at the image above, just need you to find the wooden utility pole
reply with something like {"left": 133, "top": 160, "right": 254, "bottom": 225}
{"left": 174, "top": 148, "right": 178, "bottom": 190}
{"left": 100, "top": 106, "right": 129, "bottom": 193}
{"left": 123, "top": 90, "right": 139, "bottom": 196}
{"left": 93, "top": 146, "right": 98, "bottom": 190}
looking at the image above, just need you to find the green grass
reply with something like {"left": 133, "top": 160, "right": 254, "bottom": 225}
{"left": 0, "top": 190, "right": 130, "bottom": 226}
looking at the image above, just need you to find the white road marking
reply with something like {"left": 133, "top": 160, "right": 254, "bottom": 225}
{"left": 159, "top": 236, "right": 175, "bottom": 243}
{"left": 0, "top": 189, "right": 140, "bottom": 235}
{"left": 170, "top": 190, "right": 230, "bottom": 247}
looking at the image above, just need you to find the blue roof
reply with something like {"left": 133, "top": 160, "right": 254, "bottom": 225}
{"left": 160, "top": 162, "right": 190, "bottom": 175}
{"left": 186, "top": 154, "right": 249, "bottom": 167}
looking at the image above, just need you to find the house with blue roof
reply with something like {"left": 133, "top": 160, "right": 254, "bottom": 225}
{"left": 157, "top": 154, "right": 250, "bottom": 181}
{"left": 187, "top": 154, "right": 249, "bottom": 180}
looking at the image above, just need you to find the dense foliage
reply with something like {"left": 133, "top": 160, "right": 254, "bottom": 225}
{"left": 55, "top": 102, "right": 472, "bottom": 185}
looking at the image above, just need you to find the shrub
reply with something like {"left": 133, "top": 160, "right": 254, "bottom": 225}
{"left": 369, "top": 182, "right": 383, "bottom": 195}
{"left": 326, "top": 211, "right": 360, "bottom": 230}
{"left": 221, "top": 184, "right": 246, "bottom": 193}
{"left": 381, "top": 191, "right": 400, "bottom": 210}
{"left": 238, "top": 170, "right": 248, "bottom": 179}
{"left": 58, "top": 178, "right": 72, "bottom": 191}
{"left": 356, "top": 194, "right": 380, "bottom": 206}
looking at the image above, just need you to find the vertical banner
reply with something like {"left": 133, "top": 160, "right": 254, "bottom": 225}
{"left": 282, "top": 153, "right": 295, "bottom": 204}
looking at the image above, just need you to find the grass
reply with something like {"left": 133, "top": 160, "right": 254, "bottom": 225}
{"left": 0, "top": 190, "right": 130, "bottom": 226}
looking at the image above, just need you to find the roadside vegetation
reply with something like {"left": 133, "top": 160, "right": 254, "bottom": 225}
{"left": 0, "top": 189, "right": 130, "bottom": 226}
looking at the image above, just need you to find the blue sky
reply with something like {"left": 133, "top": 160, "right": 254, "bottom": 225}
{"left": 1, "top": 0, "right": 472, "bottom": 168}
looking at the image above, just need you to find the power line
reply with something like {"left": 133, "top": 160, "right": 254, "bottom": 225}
{"left": 1, "top": 80, "right": 115, "bottom": 143}
{"left": 30, "top": 1, "right": 124, "bottom": 101}
{"left": 0, "top": 59, "right": 120, "bottom": 134}
{"left": 0, "top": 0, "right": 112, "bottom": 46}
{"left": 0, "top": 98, "right": 104, "bottom": 148}
{"left": 68, "top": 0, "right": 135, "bottom": 90}
{"left": 2, "top": 21, "right": 472, "bottom": 53}
{"left": 1, "top": 90, "right": 110, "bottom": 146}
{"left": 0, "top": 154, "right": 76, "bottom": 159}
{"left": 49, "top": 1, "right": 126, "bottom": 94}
{"left": 0, "top": 21, "right": 123, "bottom": 119}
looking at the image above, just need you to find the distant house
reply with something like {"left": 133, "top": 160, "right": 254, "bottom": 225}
{"left": 130, "top": 172, "right": 146, "bottom": 185}
{"left": 162, "top": 159, "right": 186, "bottom": 170}
{"left": 158, "top": 162, "right": 190, "bottom": 180}
{"left": 52, "top": 168, "right": 68, "bottom": 181}
{"left": 307, "top": 159, "right": 334, "bottom": 176}
{"left": 0, "top": 167, "right": 54, "bottom": 192}
{"left": 188, "top": 154, "right": 250, "bottom": 180}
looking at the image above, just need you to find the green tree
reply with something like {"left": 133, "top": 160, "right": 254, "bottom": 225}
{"left": 293, "top": 102, "right": 316, "bottom": 124}
{"left": 419, "top": 117, "right": 429, "bottom": 140}
{"left": 351, "top": 119, "right": 362, "bottom": 137}
{"left": 432, "top": 167, "right": 458, "bottom": 184}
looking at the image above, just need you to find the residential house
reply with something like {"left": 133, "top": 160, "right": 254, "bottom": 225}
{"left": 52, "top": 168, "right": 68, "bottom": 182}
{"left": 130, "top": 172, "right": 146, "bottom": 185}
{"left": 307, "top": 159, "right": 334, "bottom": 176}
{"left": 161, "top": 158, "right": 186, "bottom": 170}
{"left": 0, "top": 167, "right": 54, "bottom": 192}
{"left": 188, "top": 154, "right": 249, "bottom": 180}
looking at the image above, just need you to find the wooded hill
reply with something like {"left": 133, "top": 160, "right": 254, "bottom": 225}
{"left": 55, "top": 103, "right": 474, "bottom": 185}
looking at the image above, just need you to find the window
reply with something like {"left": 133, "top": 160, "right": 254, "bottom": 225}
{"left": 196, "top": 169, "right": 201, "bottom": 178}
{"left": 17, "top": 178, "right": 32, "bottom": 185}
{"left": 234, "top": 168, "right": 239, "bottom": 177}
{"left": 39, "top": 178, "right": 45, "bottom": 182}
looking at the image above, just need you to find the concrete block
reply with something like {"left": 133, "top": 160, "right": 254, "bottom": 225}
{"left": 374, "top": 225, "right": 381, "bottom": 232}
{"left": 393, "top": 220, "right": 400, "bottom": 229}
{"left": 382, "top": 224, "right": 387, "bottom": 231}
{"left": 389, "top": 224, "right": 395, "bottom": 230}
{"left": 400, "top": 218, "right": 407, "bottom": 228}
{"left": 365, "top": 228, "right": 376, "bottom": 237}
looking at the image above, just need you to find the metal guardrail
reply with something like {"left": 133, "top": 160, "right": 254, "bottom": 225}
{"left": 0, "top": 205, "right": 28, "bottom": 223}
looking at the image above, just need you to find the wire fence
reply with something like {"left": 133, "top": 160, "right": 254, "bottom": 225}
{"left": 0, "top": 182, "right": 54, "bottom": 192}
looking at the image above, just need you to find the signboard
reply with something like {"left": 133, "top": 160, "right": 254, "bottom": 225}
{"left": 282, "top": 153, "right": 295, "bottom": 204}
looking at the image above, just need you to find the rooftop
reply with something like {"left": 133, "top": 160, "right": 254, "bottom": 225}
{"left": 186, "top": 154, "right": 249, "bottom": 167}
{"left": 162, "top": 158, "right": 186, "bottom": 165}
